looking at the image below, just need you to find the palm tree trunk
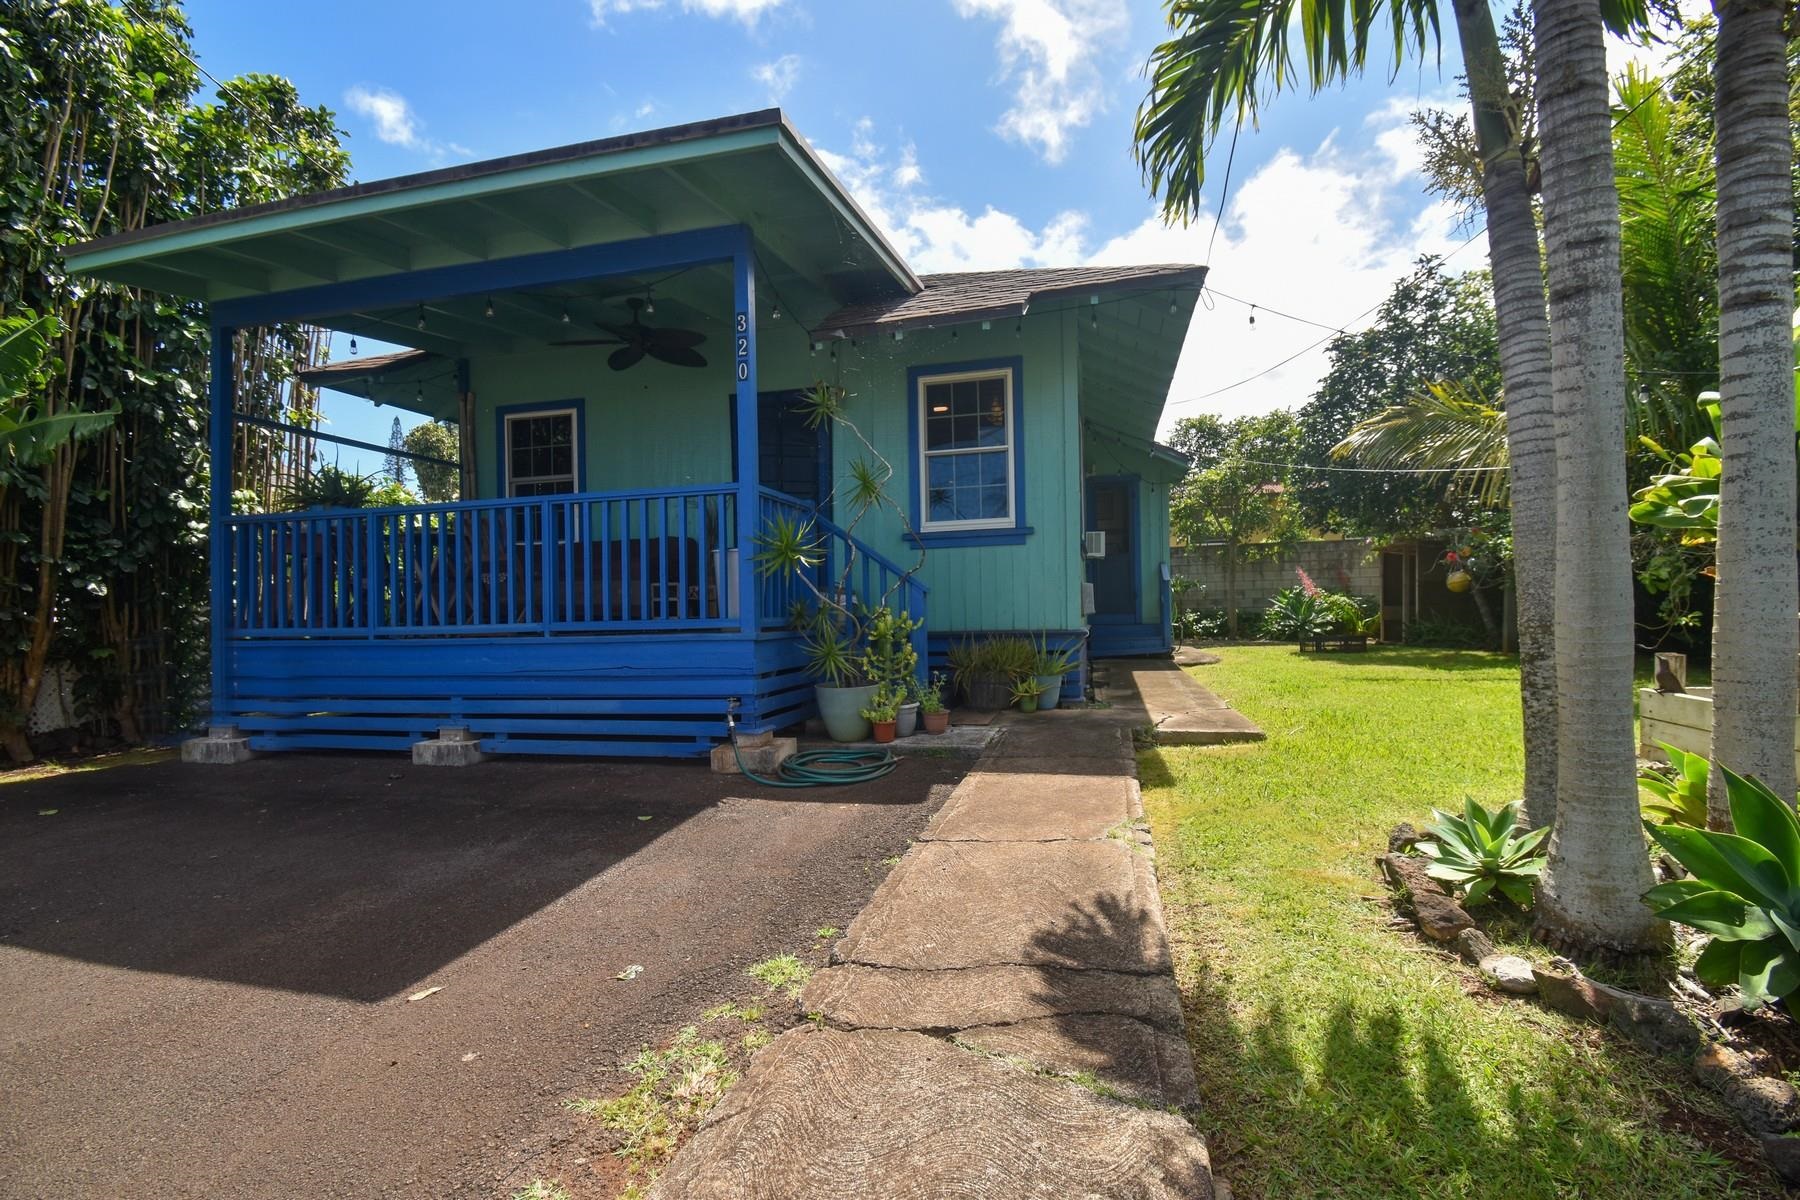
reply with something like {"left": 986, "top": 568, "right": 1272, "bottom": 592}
{"left": 1529, "top": 0, "right": 1661, "bottom": 951}
{"left": 1707, "top": 0, "right": 1799, "bottom": 821}
{"left": 1452, "top": 0, "right": 1562, "bottom": 829}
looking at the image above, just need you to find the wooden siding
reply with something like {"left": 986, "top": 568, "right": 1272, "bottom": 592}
{"left": 220, "top": 633, "right": 811, "bottom": 756}
{"left": 467, "top": 310, "right": 1089, "bottom": 635}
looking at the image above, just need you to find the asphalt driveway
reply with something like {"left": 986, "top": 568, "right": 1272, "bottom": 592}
{"left": 0, "top": 751, "right": 965, "bottom": 1199}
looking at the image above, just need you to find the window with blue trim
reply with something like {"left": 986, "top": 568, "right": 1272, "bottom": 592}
{"left": 504, "top": 407, "right": 579, "bottom": 496}
{"left": 918, "top": 368, "right": 1015, "bottom": 531}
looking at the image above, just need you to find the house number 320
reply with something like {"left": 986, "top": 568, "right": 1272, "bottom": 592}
{"left": 735, "top": 312, "right": 750, "bottom": 381}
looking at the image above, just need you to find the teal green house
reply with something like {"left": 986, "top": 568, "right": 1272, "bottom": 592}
{"left": 65, "top": 110, "right": 1202, "bottom": 758}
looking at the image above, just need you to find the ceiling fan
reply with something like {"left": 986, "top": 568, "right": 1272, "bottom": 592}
{"left": 548, "top": 297, "right": 707, "bottom": 371}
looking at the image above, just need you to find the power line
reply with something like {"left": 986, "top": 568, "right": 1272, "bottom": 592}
{"left": 117, "top": 0, "right": 284, "bottom": 133}
{"left": 1206, "top": 116, "right": 1243, "bottom": 266}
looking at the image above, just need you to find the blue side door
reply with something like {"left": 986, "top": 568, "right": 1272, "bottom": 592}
{"left": 1086, "top": 478, "right": 1138, "bottom": 622}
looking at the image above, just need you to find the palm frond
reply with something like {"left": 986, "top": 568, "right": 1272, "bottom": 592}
{"left": 1331, "top": 379, "right": 1510, "bottom": 506}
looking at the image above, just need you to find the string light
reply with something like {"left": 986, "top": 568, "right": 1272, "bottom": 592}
{"left": 771, "top": 304, "right": 781, "bottom": 321}
{"left": 416, "top": 305, "right": 427, "bottom": 331}
{"left": 560, "top": 309, "right": 571, "bottom": 324}
{"left": 348, "top": 337, "right": 358, "bottom": 356}
{"left": 484, "top": 297, "right": 495, "bottom": 318}
{"left": 1248, "top": 304, "right": 1257, "bottom": 329}
{"left": 645, "top": 293, "right": 656, "bottom": 316}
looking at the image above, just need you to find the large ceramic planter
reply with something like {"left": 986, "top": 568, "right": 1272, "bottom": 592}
{"left": 965, "top": 674, "right": 1012, "bottom": 712}
{"left": 895, "top": 702, "right": 920, "bottom": 738}
{"left": 816, "top": 683, "right": 878, "bottom": 742}
{"left": 1034, "top": 673, "right": 1064, "bottom": 710}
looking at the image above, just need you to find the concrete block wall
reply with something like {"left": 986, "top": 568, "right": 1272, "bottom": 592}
{"left": 1168, "top": 538, "right": 1382, "bottom": 613}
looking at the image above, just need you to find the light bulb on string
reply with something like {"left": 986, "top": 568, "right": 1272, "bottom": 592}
{"left": 417, "top": 305, "right": 427, "bottom": 331}
{"left": 1248, "top": 305, "right": 1257, "bottom": 329}
{"left": 484, "top": 297, "right": 495, "bottom": 318}
{"left": 349, "top": 337, "right": 359, "bottom": 356}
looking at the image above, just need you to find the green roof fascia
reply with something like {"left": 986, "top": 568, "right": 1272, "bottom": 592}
{"left": 62, "top": 126, "right": 783, "bottom": 278}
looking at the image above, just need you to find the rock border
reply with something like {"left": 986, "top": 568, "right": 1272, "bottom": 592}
{"left": 1378, "top": 825, "right": 1800, "bottom": 1186}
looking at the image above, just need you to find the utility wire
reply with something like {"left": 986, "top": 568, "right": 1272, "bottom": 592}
{"left": 1206, "top": 116, "right": 1243, "bottom": 265}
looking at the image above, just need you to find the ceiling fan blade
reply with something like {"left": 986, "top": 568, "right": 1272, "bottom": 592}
{"left": 647, "top": 343, "right": 707, "bottom": 369}
{"left": 609, "top": 344, "right": 647, "bottom": 371}
{"left": 596, "top": 323, "right": 639, "bottom": 340}
{"left": 548, "top": 338, "right": 625, "bottom": 347}
{"left": 645, "top": 326, "right": 706, "bottom": 349}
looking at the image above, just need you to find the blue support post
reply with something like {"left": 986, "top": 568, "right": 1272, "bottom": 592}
{"left": 208, "top": 324, "right": 235, "bottom": 725}
{"left": 732, "top": 239, "right": 759, "bottom": 636}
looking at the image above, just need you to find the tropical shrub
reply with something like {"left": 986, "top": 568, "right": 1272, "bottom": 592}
{"left": 1031, "top": 635, "right": 1078, "bottom": 678}
{"left": 281, "top": 467, "right": 380, "bottom": 511}
{"left": 1639, "top": 743, "right": 1710, "bottom": 828}
{"left": 1414, "top": 797, "right": 1549, "bottom": 906}
{"left": 1644, "top": 766, "right": 1800, "bottom": 1011}
{"left": 947, "top": 635, "right": 1036, "bottom": 692}
{"left": 1261, "top": 585, "right": 1335, "bottom": 639}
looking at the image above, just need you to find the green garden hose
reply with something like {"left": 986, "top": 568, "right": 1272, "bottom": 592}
{"left": 726, "top": 709, "right": 897, "bottom": 787}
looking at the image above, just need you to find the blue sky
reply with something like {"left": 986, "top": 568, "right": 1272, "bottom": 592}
{"left": 186, "top": 0, "right": 1486, "bottom": 475}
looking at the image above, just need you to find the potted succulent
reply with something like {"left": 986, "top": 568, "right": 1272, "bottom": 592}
{"left": 1029, "top": 636, "right": 1077, "bottom": 711}
{"left": 281, "top": 465, "right": 380, "bottom": 512}
{"left": 949, "top": 635, "right": 1035, "bottom": 711}
{"left": 916, "top": 673, "right": 950, "bottom": 734}
{"left": 1010, "top": 675, "right": 1047, "bottom": 714}
{"left": 861, "top": 687, "right": 900, "bottom": 744}
{"left": 801, "top": 616, "right": 879, "bottom": 743}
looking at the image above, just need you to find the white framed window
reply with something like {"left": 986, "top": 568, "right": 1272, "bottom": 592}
{"left": 918, "top": 368, "right": 1014, "bottom": 531}
{"left": 503, "top": 408, "right": 578, "bottom": 497}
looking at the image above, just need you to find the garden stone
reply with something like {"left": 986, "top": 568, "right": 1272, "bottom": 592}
{"left": 1759, "top": 1135, "right": 1800, "bottom": 1184}
{"left": 1455, "top": 928, "right": 1497, "bottom": 965}
{"left": 1478, "top": 954, "right": 1538, "bottom": 995}
{"left": 1379, "top": 853, "right": 1473, "bottom": 942}
{"left": 1601, "top": 984, "right": 1700, "bottom": 1058}
{"left": 1532, "top": 960, "right": 1614, "bottom": 1023}
{"left": 1388, "top": 822, "right": 1424, "bottom": 853}
{"left": 1696, "top": 1044, "right": 1800, "bottom": 1134}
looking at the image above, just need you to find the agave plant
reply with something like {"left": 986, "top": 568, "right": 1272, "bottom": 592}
{"left": 1639, "top": 743, "right": 1710, "bottom": 829}
{"left": 1414, "top": 797, "right": 1549, "bottom": 906}
{"left": 1644, "top": 767, "right": 1800, "bottom": 1011}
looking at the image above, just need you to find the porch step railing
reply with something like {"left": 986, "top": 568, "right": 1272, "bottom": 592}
{"left": 226, "top": 485, "right": 739, "bottom": 636}
{"left": 755, "top": 488, "right": 928, "bottom": 672}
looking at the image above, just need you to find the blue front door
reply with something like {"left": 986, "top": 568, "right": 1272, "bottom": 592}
{"left": 1087, "top": 478, "right": 1137, "bottom": 622}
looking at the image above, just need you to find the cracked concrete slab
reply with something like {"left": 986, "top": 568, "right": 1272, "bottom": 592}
{"left": 922, "top": 772, "right": 1138, "bottom": 842}
{"left": 834, "top": 840, "right": 1170, "bottom": 974}
{"left": 956, "top": 1014, "right": 1201, "bottom": 1108}
{"left": 801, "top": 963, "right": 1187, "bottom": 1034}
{"left": 647, "top": 1027, "right": 1214, "bottom": 1200}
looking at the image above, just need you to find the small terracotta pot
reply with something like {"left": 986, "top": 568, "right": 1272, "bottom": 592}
{"left": 922, "top": 709, "right": 950, "bottom": 734}
{"left": 871, "top": 720, "right": 897, "bottom": 744}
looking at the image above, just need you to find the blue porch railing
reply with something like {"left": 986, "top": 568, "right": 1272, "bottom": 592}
{"left": 754, "top": 487, "right": 928, "bottom": 675}
{"left": 226, "top": 484, "right": 742, "bottom": 636}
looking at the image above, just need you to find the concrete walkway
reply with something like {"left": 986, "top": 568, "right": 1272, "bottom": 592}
{"left": 651, "top": 682, "right": 1220, "bottom": 1199}
{"left": 1095, "top": 656, "right": 1264, "bottom": 746}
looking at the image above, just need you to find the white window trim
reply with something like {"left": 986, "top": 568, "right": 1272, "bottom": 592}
{"left": 503, "top": 407, "right": 579, "bottom": 497}
{"left": 917, "top": 367, "right": 1015, "bottom": 532}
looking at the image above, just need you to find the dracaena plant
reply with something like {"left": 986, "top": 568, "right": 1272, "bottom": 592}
{"left": 1414, "top": 797, "right": 1549, "bottom": 906}
{"left": 1644, "top": 766, "right": 1800, "bottom": 1011}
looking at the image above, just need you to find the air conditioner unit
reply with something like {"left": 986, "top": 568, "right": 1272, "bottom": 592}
{"left": 1082, "top": 530, "right": 1107, "bottom": 559}
{"left": 1080, "top": 582, "right": 1096, "bottom": 615}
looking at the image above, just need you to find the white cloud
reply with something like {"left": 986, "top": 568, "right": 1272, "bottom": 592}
{"left": 951, "top": 0, "right": 1129, "bottom": 163}
{"left": 344, "top": 85, "right": 420, "bottom": 148}
{"left": 753, "top": 53, "right": 803, "bottom": 101}
{"left": 1093, "top": 123, "right": 1463, "bottom": 429}
{"left": 1606, "top": 0, "right": 1709, "bottom": 77}
{"left": 343, "top": 85, "right": 471, "bottom": 162}
{"left": 588, "top": 0, "right": 785, "bottom": 25}
{"left": 815, "top": 122, "right": 1087, "bottom": 273}
{"left": 817, "top": 111, "right": 1463, "bottom": 429}
{"left": 635, "top": 100, "right": 658, "bottom": 118}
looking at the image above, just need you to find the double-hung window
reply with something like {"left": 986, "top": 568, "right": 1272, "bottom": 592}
{"left": 918, "top": 368, "right": 1014, "bottom": 531}
{"left": 504, "top": 408, "right": 578, "bottom": 497}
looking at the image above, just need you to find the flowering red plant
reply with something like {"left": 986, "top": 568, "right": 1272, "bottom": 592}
{"left": 1295, "top": 567, "right": 1322, "bottom": 597}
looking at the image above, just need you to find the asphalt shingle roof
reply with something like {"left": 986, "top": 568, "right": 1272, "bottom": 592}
{"left": 816, "top": 264, "right": 1207, "bottom": 335}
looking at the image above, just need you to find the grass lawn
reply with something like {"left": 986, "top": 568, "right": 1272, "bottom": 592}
{"left": 1140, "top": 645, "right": 1774, "bottom": 1200}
